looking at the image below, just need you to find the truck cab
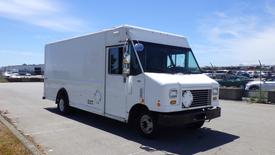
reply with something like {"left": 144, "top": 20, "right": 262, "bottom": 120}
{"left": 121, "top": 37, "right": 220, "bottom": 137}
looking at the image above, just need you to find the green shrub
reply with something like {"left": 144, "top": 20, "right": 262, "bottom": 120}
{"left": 0, "top": 76, "right": 8, "bottom": 83}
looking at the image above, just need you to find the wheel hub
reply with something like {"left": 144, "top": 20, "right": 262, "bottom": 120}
{"left": 59, "top": 99, "right": 65, "bottom": 112}
{"left": 140, "top": 115, "right": 153, "bottom": 134}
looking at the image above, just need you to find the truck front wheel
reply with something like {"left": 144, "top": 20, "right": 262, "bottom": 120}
{"left": 137, "top": 111, "right": 159, "bottom": 138}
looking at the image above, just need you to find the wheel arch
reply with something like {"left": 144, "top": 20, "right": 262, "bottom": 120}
{"left": 56, "top": 88, "right": 69, "bottom": 104}
{"left": 127, "top": 103, "right": 149, "bottom": 124}
{"left": 249, "top": 85, "right": 260, "bottom": 90}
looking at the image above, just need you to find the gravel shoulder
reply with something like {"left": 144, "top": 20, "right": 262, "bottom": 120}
{"left": 0, "top": 120, "right": 31, "bottom": 155}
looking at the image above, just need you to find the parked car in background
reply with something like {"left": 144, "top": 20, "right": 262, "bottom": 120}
{"left": 2, "top": 69, "right": 19, "bottom": 78}
{"left": 246, "top": 71, "right": 255, "bottom": 78}
{"left": 236, "top": 71, "right": 250, "bottom": 78}
{"left": 253, "top": 71, "right": 268, "bottom": 78}
{"left": 214, "top": 70, "right": 229, "bottom": 79}
{"left": 18, "top": 70, "right": 31, "bottom": 76}
{"left": 9, "top": 73, "right": 20, "bottom": 79}
{"left": 245, "top": 79, "right": 275, "bottom": 91}
{"left": 217, "top": 75, "right": 251, "bottom": 88}
{"left": 2, "top": 71, "right": 12, "bottom": 78}
{"left": 203, "top": 70, "right": 215, "bottom": 79}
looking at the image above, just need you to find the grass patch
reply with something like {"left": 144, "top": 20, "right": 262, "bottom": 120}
{"left": 248, "top": 91, "right": 268, "bottom": 104}
{"left": 0, "top": 76, "right": 8, "bottom": 83}
{"left": 0, "top": 121, "right": 31, "bottom": 155}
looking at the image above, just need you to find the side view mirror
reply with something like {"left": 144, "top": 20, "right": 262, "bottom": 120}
{"left": 122, "top": 45, "right": 130, "bottom": 76}
{"left": 134, "top": 43, "right": 144, "bottom": 52}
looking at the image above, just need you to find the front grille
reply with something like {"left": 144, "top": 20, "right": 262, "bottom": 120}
{"left": 183, "top": 89, "right": 211, "bottom": 107}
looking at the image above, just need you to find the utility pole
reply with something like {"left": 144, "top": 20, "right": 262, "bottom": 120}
{"left": 258, "top": 60, "right": 262, "bottom": 101}
{"left": 210, "top": 63, "right": 214, "bottom": 78}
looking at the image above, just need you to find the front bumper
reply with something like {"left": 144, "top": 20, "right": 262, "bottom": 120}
{"left": 158, "top": 107, "right": 221, "bottom": 126}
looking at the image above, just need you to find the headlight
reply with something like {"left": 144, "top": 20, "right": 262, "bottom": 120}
{"left": 212, "top": 88, "right": 219, "bottom": 96}
{"left": 169, "top": 89, "right": 178, "bottom": 98}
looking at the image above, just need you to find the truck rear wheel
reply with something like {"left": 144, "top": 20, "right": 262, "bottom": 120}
{"left": 56, "top": 94, "right": 70, "bottom": 115}
{"left": 137, "top": 111, "right": 159, "bottom": 138}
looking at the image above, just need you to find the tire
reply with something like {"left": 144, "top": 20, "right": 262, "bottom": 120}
{"left": 187, "top": 121, "right": 205, "bottom": 130}
{"left": 249, "top": 86, "right": 259, "bottom": 91}
{"left": 56, "top": 94, "right": 71, "bottom": 115}
{"left": 136, "top": 111, "right": 159, "bottom": 138}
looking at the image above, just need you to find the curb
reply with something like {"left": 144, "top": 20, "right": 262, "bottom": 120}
{"left": 0, "top": 114, "right": 42, "bottom": 155}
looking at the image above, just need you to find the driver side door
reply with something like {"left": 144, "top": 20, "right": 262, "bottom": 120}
{"left": 105, "top": 46, "right": 127, "bottom": 119}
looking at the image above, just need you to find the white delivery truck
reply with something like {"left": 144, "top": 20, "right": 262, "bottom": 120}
{"left": 44, "top": 25, "right": 220, "bottom": 138}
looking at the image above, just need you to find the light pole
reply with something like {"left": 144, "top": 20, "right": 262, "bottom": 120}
{"left": 259, "top": 60, "right": 262, "bottom": 101}
{"left": 210, "top": 63, "right": 214, "bottom": 78}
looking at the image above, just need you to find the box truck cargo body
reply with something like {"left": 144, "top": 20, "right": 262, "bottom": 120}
{"left": 44, "top": 25, "right": 220, "bottom": 137}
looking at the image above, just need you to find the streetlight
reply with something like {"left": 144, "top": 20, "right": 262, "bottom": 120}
{"left": 259, "top": 60, "right": 262, "bottom": 101}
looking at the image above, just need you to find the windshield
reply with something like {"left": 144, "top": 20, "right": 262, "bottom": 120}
{"left": 134, "top": 41, "right": 201, "bottom": 74}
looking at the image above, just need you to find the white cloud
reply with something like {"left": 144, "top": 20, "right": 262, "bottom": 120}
{"left": 0, "top": 0, "right": 85, "bottom": 32}
{"left": 230, "top": 27, "right": 275, "bottom": 64}
{"left": 196, "top": 4, "right": 275, "bottom": 66}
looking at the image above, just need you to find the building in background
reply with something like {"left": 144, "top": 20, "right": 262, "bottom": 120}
{"left": 1, "top": 64, "right": 44, "bottom": 75}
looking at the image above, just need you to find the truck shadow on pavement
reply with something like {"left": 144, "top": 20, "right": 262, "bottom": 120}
{"left": 45, "top": 107, "right": 239, "bottom": 155}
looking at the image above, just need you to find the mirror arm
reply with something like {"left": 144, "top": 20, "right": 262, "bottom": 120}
{"left": 129, "top": 39, "right": 144, "bottom": 73}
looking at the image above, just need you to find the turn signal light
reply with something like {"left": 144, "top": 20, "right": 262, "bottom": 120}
{"left": 140, "top": 98, "right": 145, "bottom": 104}
{"left": 170, "top": 100, "right": 177, "bottom": 105}
{"left": 156, "top": 100, "right": 161, "bottom": 107}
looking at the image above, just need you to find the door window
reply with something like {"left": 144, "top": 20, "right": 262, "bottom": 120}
{"left": 108, "top": 47, "right": 123, "bottom": 74}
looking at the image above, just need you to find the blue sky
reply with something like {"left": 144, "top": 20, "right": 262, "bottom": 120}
{"left": 0, "top": 0, "right": 275, "bottom": 67}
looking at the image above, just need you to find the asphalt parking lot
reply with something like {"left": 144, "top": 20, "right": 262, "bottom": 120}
{"left": 0, "top": 83, "right": 275, "bottom": 155}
